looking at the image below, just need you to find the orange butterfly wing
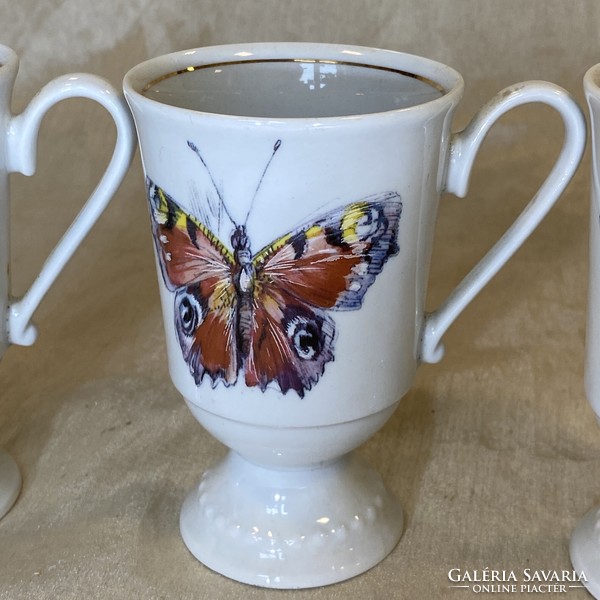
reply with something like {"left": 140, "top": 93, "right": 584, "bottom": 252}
{"left": 245, "top": 194, "right": 402, "bottom": 396}
{"left": 147, "top": 179, "right": 239, "bottom": 386}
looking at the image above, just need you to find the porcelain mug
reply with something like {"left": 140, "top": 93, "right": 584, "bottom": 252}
{"left": 570, "top": 63, "right": 600, "bottom": 599}
{"left": 124, "top": 43, "right": 585, "bottom": 588}
{"left": 0, "top": 44, "right": 135, "bottom": 519}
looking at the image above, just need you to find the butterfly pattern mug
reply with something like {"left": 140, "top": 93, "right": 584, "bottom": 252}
{"left": 0, "top": 44, "right": 135, "bottom": 519}
{"left": 145, "top": 154, "right": 402, "bottom": 398}
{"left": 570, "top": 63, "right": 600, "bottom": 600}
{"left": 124, "top": 43, "right": 585, "bottom": 588}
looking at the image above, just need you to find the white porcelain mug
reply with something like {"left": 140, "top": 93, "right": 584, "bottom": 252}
{"left": 0, "top": 44, "right": 135, "bottom": 519}
{"left": 570, "top": 64, "right": 600, "bottom": 600}
{"left": 124, "top": 43, "right": 585, "bottom": 588}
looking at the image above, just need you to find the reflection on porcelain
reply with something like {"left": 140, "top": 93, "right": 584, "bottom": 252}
{"left": 124, "top": 42, "right": 585, "bottom": 589}
{"left": 0, "top": 44, "right": 135, "bottom": 519}
{"left": 570, "top": 63, "right": 600, "bottom": 600}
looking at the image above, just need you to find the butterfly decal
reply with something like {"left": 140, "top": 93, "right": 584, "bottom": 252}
{"left": 146, "top": 140, "right": 402, "bottom": 398}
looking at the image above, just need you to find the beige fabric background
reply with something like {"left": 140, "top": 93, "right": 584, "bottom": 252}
{"left": 0, "top": 1, "right": 599, "bottom": 598}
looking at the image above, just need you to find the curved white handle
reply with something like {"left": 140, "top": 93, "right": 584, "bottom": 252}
{"left": 420, "top": 81, "right": 586, "bottom": 363}
{"left": 5, "top": 73, "right": 135, "bottom": 346}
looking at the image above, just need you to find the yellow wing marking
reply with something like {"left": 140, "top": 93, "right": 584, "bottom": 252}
{"left": 340, "top": 202, "right": 369, "bottom": 244}
{"left": 251, "top": 203, "right": 369, "bottom": 267}
{"left": 252, "top": 231, "right": 294, "bottom": 266}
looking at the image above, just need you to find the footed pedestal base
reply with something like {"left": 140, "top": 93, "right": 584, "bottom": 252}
{"left": 180, "top": 451, "right": 403, "bottom": 588}
{"left": 0, "top": 449, "right": 20, "bottom": 519}
{"left": 570, "top": 505, "right": 600, "bottom": 598}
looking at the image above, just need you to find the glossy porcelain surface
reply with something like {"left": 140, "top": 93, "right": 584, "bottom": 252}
{"left": 0, "top": 44, "right": 135, "bottom": 519}
{"left": 571, "top": 506, "right": 600, "bottom": 599}
{"left": 180, "top": 451, "right": 403, "bottom": 588}
{"left": 124, "top": 42, "right": 585, "bottom": 588}
{"left": 569, "top": 63, "right": 600, "bottom": 600}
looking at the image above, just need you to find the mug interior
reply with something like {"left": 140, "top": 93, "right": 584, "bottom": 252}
{"left": 143, "top": 58, "right": 446, "bottom": 118}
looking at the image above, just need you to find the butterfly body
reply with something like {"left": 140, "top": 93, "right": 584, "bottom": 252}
{"left": 230, "top": 225, "right": 256, "bottom": 358}
{"left": 147, "top": 153, "right": 402, "bottom": 398}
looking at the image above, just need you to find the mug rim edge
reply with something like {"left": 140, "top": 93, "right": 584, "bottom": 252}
{"left": 123, "top": 42, "right": 464, "bottom": 123}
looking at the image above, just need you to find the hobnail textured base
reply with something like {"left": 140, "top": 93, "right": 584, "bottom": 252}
{"left": 0, "top": 449, "right": 21, "bottom": 520}
{"left": 180, "top": 450, "right": 403, "bottom": 588}
{"left": 570, "top": 504, "right": 600, "bottom": 599}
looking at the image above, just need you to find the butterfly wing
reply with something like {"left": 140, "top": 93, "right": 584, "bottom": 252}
{"left": 244, "top": 289, "right": 336, "bottom": 397}
{"left": 146, "top": 178, "right": 239, "bottom": 386}
{"left": 246, "top": 193, "right": 402, "bottom": 396}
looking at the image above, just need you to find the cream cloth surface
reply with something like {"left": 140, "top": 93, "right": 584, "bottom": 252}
{"left": 0, "top": 1, "right": 598, "bottom": 598}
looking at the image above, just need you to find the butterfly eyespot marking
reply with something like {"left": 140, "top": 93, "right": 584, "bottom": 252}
{"left": 175, "top": 289, "right": 205, "bottom": 337}
{"left": 285, "top": 313, "right": 324, "bottom": 361}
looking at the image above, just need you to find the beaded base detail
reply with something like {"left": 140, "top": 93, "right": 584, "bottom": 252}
{"left": 180, "top": 450, "right": 403, "bottom": 588}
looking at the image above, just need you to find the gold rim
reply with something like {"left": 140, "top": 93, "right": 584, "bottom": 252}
{"left": 142, "top": 57, "right": 447, "bottom": 96}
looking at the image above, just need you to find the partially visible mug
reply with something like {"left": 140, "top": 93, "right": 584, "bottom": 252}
{"left": 124, "top": 43, "right": 585, "bottom": 588}
{"left": 570, "top": 63, "right": 600, "bottom": 599}
{"left": 0, "top": 44, "right": 135, "bottom": 519}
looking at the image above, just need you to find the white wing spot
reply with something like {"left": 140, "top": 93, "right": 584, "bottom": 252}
{"left": 355, "top": 262, "right": 369, "bottom": 276}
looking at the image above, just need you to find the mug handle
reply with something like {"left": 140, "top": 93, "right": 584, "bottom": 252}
{"left": 420, "top": 82, "right": 586, "bottom": 363}
{"left": 5, "top": 73, "right": 135, "bottom": 346}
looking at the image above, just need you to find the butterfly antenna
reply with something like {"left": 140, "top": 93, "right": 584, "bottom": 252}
{"left": 243, "top": 139, "right": 282, "bottom": 225}
{"left": 187, "top": 140, "right": 236, "bottom": 226}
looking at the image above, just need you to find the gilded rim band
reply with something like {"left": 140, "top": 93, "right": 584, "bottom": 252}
{"left": 142, "top": 58, "right": 447, "bottom": 97}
